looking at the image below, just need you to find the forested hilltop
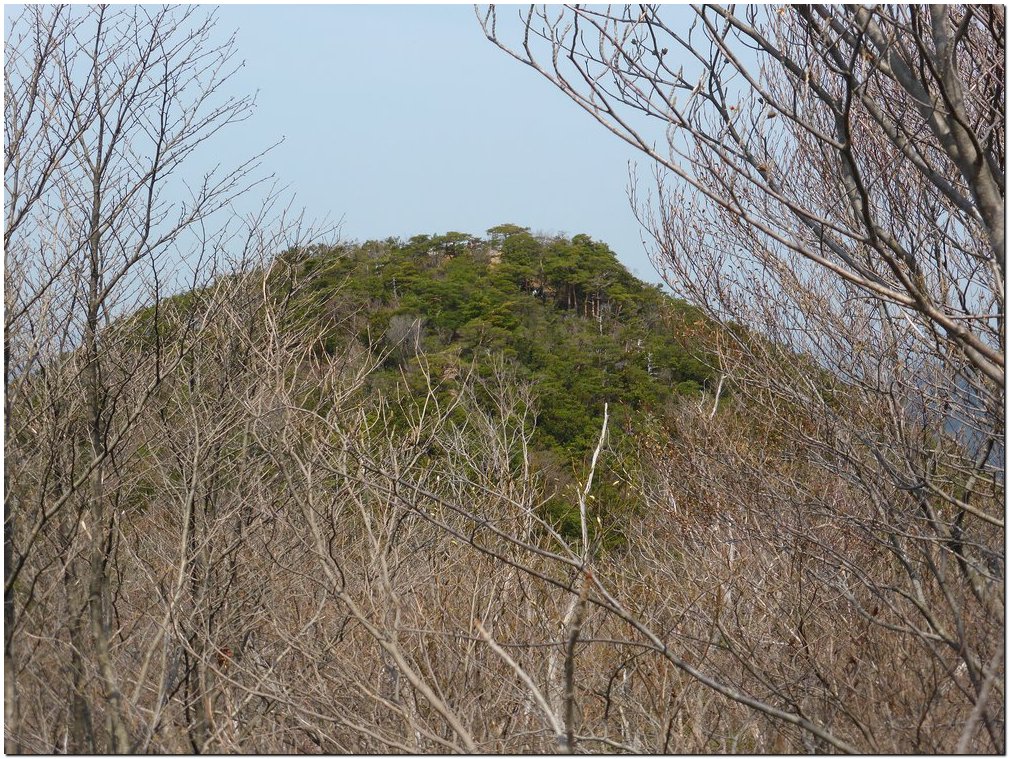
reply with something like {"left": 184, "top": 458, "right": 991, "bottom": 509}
{"left": 275, "top": 225, "right": 717, "bottom": 540}
{"left": 130, "top": 223, "right": 718, "bottom": 546}
{"left": 289, "top": 226, "right": 713, "bottom": 447}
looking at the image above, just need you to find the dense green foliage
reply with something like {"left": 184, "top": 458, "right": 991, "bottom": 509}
{"left": 274, "top": 226, "right": 718, "bottom": 543}
{"left": 287, "top": 227, "right": 714, "bottom": 449}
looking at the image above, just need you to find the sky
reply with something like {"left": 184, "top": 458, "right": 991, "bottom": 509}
{"left": 199, "top": 4, "right": 678, "bottom": 284}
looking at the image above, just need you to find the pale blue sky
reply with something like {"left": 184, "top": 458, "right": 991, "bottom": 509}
{"left": 205, "top": 4, "right": 672, "bottom": 283}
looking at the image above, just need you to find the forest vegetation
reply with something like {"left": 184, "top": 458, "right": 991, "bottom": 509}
{"left": 130, "top": 225, "right": 721, "bottom": 549}
{"left": 5, "top": 4, "right": 1004, "bottom": 755}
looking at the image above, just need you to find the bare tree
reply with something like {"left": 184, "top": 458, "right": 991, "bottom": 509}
{"left": 3, "top": 5, "right": 301, "bottom": 752}
{"left": 481, "top": 3, "right": 1004, "bottom": 752}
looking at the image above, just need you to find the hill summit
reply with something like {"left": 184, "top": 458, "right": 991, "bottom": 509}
{"left": 281, "top": 225, "right": 716, "bottom": 455}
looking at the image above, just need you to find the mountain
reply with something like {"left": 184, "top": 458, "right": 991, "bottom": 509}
{"left": 267, "top": 224, "right": 719, "bottom": 542}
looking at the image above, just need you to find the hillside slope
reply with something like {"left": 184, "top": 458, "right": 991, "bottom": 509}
{"left": 273, "top": 224, "right": 718, "bottom": 538}
{"left": 285, "top": 225, "right": 715, "bottom": 450}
